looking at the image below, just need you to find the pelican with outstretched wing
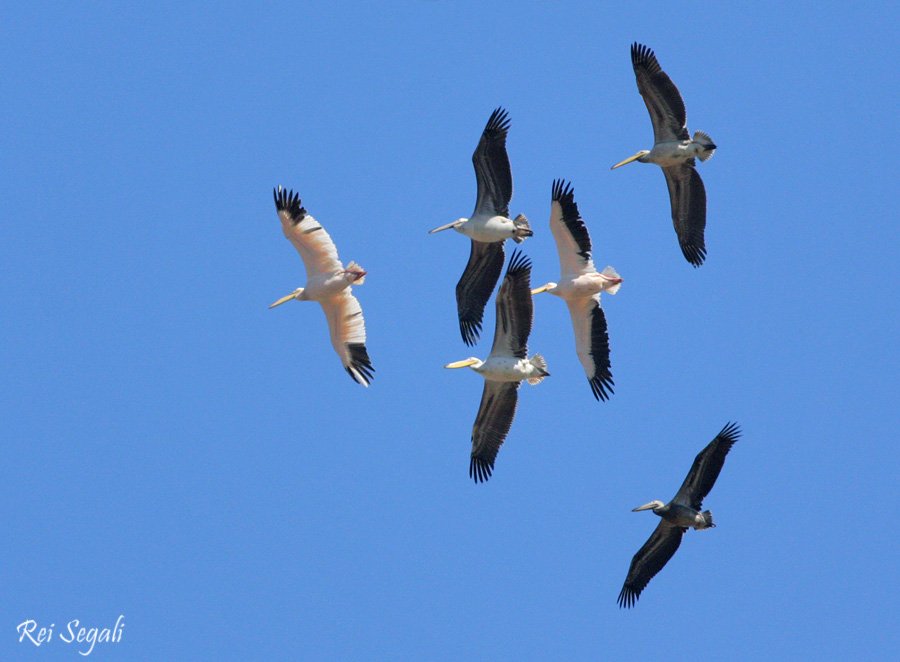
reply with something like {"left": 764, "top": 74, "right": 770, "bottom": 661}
{"left": 611, "top": 43, "right": 716, "bottom": 267}
{"left": 429, "top": 107, "right": 532, "bottom": 345}
{"left": 268, "top": 187, "right": 374, "bottom": 386}
{"left": 444, "top": 251, "right": 548, "bottom": 482}
{"left": 618, "top": 422, "right": 741, "bottom": 608}
{"left": 532, "top": 180, "right": 622, "bottom": 401}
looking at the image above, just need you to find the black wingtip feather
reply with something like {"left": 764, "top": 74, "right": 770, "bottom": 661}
{"left": 680, "top": 242, "right": 707, "bottom": 267}
{"left": 484, "top": 107, "right": 511, "bottom": 137}
{"left": 469, "top": 456, "right": 493, "bottom": 483}
{"left": 630, "top": 42, "right": 660, "bottom": 74}
{"left": 589, "top": 376, "right": 614, "bottom": 402}
{"left": 344, "top": 343, "right": 374, "bottom": 385}
{"left": 617, "top": 585, "right": 638, "bottom": 609}
{"left": 505, "top": 248, "right": 531, "bottom": 278}
{"left": 460, "top": 320, "right": 481, "bottom": 347}
{"left": 717, "top": 421, "right": 742, "bottom": 445}
{"left": 273, "top": 187, "right": 307, "bottom": 224}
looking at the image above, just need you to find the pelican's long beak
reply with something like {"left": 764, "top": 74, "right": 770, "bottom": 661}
{"left": 268, "top": 292, "right": 297, "bottom": 309}
{"left": 531, "top": 284, "right": 551, "bottom": 295}
{"left": 428, "top": 222, "right": 457, "bottom": 234}
{"left": 611, "top": 152, "right": 645, "bottom": 170}
{"left": 632, "top": 502, "right": 659, "bottom": 512}
{"left": 444, "top": 358, "right": 480, "bottom": 369}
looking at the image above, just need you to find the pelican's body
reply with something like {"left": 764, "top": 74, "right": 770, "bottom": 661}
{"left": 449, "top": 355, "right": 548, "bottom": 384}
{"left": 269, "top": 187, "right": 374, "bottom": 387}
{"left": 533, "top": 180, "right": 622, "bottom": 401}
{"left": 618, "top": 422, "right": 741, "bottom": 608}
{"left": 429, "top": 107, "right": 532, "bottom": 345}
{"left": 612, "top": 43, "right": 716, "bottom": 267}
{"left": 444, "top": 251, "right": 548, "bottom": 482}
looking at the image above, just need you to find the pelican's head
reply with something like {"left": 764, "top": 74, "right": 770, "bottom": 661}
{"left": 611, "top": 150, "right": 651, "bottom": 169}
{"left": 269, "top": 287, "right": 305, "bottom": 308}
{"left": 632, "top": 500, "right": 666, "bottom": 512}
{"left": 428, "top": 219, "right": 466, "bottom": 234}
{"left": 531, "top": 282, "right": 558, "bottom": 296}
{"left": 444, "top": 357, "right": 483, "bottom": 370}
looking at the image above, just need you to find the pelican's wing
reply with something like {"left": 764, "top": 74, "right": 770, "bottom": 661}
{"left": 549, "top": 179, "right": 595, "bottom": 276}
{"left": 472, "top": 107, "right": 513, "bottom": 218}
{"left": 469, "top": 380, "right": 519, "bottom": 483}
{"left": 275, "top": 187, "right": 343, "bottom": 279}
{"left": 662, "top": 164, "right": 707, "bottom": 267}
{"left": 489, "top": 250, "right": 533, "bottom": 359}
{"left": 673, "top": 422, "right": 741, "bottom": 510}
{"left": 456, "top": 240, "right": 505, "bottom": 346}
{"left": 618, "top": 519, "right": 685, "bottom": 608}
{"left": 566, "top": 294, "right": 613, "bottom": 401}
{"left": 631, "top": 43, "right": 689, "bottom": 144}
{"left": 321, "top": 289, "right": 374, "bottom": 387}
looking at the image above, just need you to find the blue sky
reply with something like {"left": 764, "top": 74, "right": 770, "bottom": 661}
{"left": 3, "top": 1, "right": 899, "bottom": 659}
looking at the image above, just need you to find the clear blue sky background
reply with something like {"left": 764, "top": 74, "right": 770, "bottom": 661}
{"left": 3, "top": 2, "right": 899, "bottom": 660}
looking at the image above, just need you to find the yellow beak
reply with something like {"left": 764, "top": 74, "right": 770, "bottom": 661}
{"left": 444, "top": 358, "right": 480, "bottom": 369}
{"left": 611, "top": 153, "right": 645, "bottom": 170}
{"left": 531, "top": 285, "right": 551, "bottom": 295}
{"left": 268, "top": 293, "right": 296, "bottom": 309}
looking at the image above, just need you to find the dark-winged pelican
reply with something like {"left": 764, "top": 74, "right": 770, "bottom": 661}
{"left": 269, "top": 187, "right": 374, "bottom": 386}
{"left": 444, "top": 251, "right": 548, "bottom": 482}
{"left": 618, "top": 422, "right": 741, "bottom": 608}
{"left": 611, "top": 43, "right": 716, "bottom": 267}
{"left": 532, "top": 180, "right": 622, "bottom": 401}
{"left": 429, "top": 107, "right": 532, "bottom": 346}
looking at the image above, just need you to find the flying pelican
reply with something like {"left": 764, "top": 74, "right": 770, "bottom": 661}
{"left": 429, "top": 107, "right": 532, "bottom": 346}
{"left": 444, "top": 251, "right": 548, "bottom": 482}
{"left": 268, "top": 187, "right": 374, "bottom": 387}
{"left": 611, "top": 43, "right": 716, "bottom": 267}
{"left": 618, "top": 422, "right": 741, "bottom": 608}
{"left": 532, "top": 180, "right": 623, "bottom": 401}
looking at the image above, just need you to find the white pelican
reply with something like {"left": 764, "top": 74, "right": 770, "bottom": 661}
{"left": 269, "top": 187, "right": 374, "bottom": 386}
{"left": 611, "top": 43, "right": 716, "bottom": 267}
{"left": 532, "top": 180, "right": 622, "bottom": 401}
{"left": 429, "top": 107, "right": 532, "bottom": 346}
{"left": 444, "top": 251, "right": 548, "bottom": 482}
{"left": 618, "top": 422, "right": 741, "bottom": 608}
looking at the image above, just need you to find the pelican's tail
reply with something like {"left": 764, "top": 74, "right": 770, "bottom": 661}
{"left": 693, "top": 130, "right": 716, "bottom": 162}
{"left": 345, "top": 261, "right": 367, "bottom": 285}
{"left": 511, "top": 214, "right": 532, "bottom": 244}
{"left": 526, "top": 353, "right": 549, "bottom": 385}
{"left": 601, "top": 266, "right": 623, "bottom": 295}
{"left": 699, "top": 510, "right": 715, "bottom": 529}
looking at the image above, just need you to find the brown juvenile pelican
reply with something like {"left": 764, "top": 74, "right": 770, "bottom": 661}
{"left": 611, "top": 43, "right": 716, "bottom": 267}
{"left": 429, "top": 107, "right": 532, "bottom": 345}
{"left": 269, "top": 187, "right": 374, "bottom": 386}
{"left": 532, "top": 180, "right": 623, "bottom": 401}
{"left": 444, "top": 251, "right": 548, "bottom": 482}
{"left": 618, "top": 422, "right": 741, "bottom": 608}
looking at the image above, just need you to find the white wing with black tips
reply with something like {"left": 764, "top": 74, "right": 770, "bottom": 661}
{"left": 275, "top": 188, "right": 343, "bottom": 279}
{"left": 566, "top": 295, "right": 613, "bottom": 401}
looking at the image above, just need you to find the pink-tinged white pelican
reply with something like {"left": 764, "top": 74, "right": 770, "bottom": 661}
{"left": 532, "top": 180, "right": 623, "bottom": 401}
{"left": 612, "top": 43, "right": 716, "bottom": 267}
{"left": 618, "top": 422, "right": 741, "bottom": 608}
{"left": 429, "top": 107, "right": 532, "bottom": 346}
{"left": 269, "top": 187, "right": 374, "bottom": 386}
{"left": 444, "top": 251, "right": 548, "bottom": 482}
